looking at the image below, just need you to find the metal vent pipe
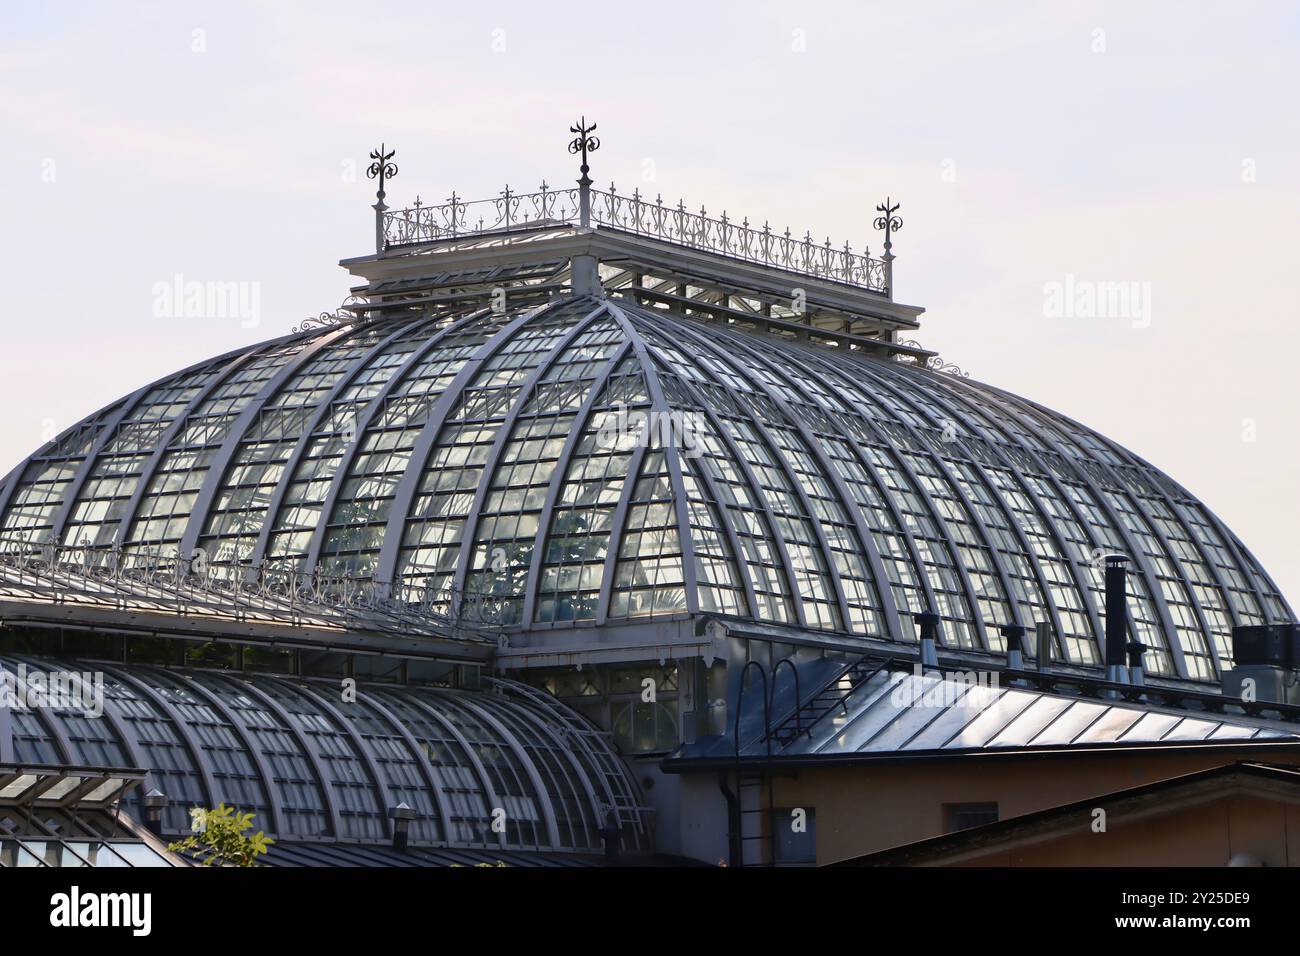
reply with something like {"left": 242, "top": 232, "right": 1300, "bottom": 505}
{"left": 1104, "top": 554, "right": 1130, "bottom": 684}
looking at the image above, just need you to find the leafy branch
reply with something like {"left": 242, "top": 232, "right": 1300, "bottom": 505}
{"left": 167, "top": 804, "right": 274, "bottom": 867}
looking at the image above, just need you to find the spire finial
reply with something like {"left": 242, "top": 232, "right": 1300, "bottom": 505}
{"left": 568, "top": 117, "right": 600, "bottom": 181}
{"left": 874, "top": 197, "right": 902, "bottom": 252}
{"left": 366, "top": 144, "right": 398, "bottom": 254}
{"left": 569, "top": 117, "right": 600, "bottom": 229}
{"left": 567, "top": 116, "right": 602, "bottom": 294}
{"left": 873, "top": 197, "right": 902, "bottom": 297}
{"left": 367, "top": 144, "right": 398, "bottom": 202}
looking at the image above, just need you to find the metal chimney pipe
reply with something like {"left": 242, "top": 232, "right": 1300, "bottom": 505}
{"left": 388, "top": 802, "right": 415, "bottom": 851}
{"left": 1104, "top": 554, "right": 1130, "bottom": 684}
{"left": 1000, "top": 624, "right": 1026, "bottom": 670}
{"left": 143, "top": 788, "right": 168, "bottom": 838}
{"left": 1035, "top": 621, "right": 1052, "bottom": 671}
{"left": 916, "top": 611, "right": 940, "bottom": 668}
{"left": 1127, "top": 639, "right": 1147, "bottom": 687}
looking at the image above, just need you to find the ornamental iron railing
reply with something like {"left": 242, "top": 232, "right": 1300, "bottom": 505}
{"left": 0, "top": 532, "right": 508, "bottom": 641}
{"left": 382, "top": 183, "right": 889, "bottom": 293}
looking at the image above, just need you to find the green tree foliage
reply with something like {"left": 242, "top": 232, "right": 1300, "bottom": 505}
{"left": 167, "top": 804, "right": 274, "bottom": 867}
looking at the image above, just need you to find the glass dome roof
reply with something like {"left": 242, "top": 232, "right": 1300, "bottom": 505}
{"left": 1, "top": 654, "right": 648, "bottom": 852}
{"left": 0, "top": 294, "right": 1289, "bottom": 682}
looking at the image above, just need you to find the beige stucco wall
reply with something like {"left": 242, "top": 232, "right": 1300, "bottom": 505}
{"left": 749, "top": 748, "right": 1300, "bottom": 865}
{"left": 949, "top": 794, "right": 1300, "bottom": 866}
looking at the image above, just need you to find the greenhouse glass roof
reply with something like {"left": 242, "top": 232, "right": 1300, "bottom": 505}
{"left": 0, "top": 655, "right": 650, "bottom": 854}
{"left": 0, "top": 292, "right": 1289, "bottom": 683}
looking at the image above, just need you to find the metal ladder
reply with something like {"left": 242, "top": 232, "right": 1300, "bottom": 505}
{"left": 765, "top": 655, "right": 892, "bottom": 746}
{"left": 730, "top": 660, "right": 776, "bottom": 866}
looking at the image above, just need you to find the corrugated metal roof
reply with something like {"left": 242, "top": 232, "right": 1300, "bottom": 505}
{"left": 739, "top": 668, "right": 1300, "bottom": 759}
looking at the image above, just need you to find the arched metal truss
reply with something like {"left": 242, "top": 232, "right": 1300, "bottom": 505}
{"left": 0, "top": 294, "right": 1290, "bottom": 682}
{"left": 0, "top": 655, "right": 650, "bottom": 854}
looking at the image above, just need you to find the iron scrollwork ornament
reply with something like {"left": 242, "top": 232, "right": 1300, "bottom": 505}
{"left": 873, "top": 197, "right": 902, "bottom": 250}
{"left": 292, "top": 311, "right": 344, "bottom": 334}
{"left": 926, "top": 356, "right": 970, "bottom": 377}
{"left": 896, "top": 339, "right": 970, "bottom": 377}
{"left": 366, "top": 144, "right": 398, "bottom": 200}
{"left": 568, "top": 118, "right": 600, "bottom": 175}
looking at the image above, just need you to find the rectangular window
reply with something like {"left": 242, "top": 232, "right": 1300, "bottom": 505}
{"left": 771, "top": 807, "right": 816, "bottom": 865}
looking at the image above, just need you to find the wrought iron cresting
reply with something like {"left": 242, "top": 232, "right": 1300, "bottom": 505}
{"left": 382, "top": 183, "right": 890, "bottom": 293}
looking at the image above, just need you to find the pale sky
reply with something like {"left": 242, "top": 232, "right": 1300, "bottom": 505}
{"left": 2, "top": 0, "right": 1297, "bottom": 604}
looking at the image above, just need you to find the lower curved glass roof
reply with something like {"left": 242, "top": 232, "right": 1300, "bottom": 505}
{"left": 0, "top": 294, "right": 1289, "bottom": 682}
{"left": 0, "top": 655, "right": 649, "bottom": 853}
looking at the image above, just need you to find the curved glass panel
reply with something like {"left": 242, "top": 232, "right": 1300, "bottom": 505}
{"left": 0, "top": 295, "right": 1289, "bottom": 682}
{"left": 0, "top": 657, "right": 646, "bottom": 854}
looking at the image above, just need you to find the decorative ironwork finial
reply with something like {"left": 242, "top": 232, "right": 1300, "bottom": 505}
{"left": 567, "top": 116, "right": 602, "bottom": 292}
{"left": 367, "top": 144, "right": 398, "bottom": 202}
{"left": 873, "top": 197, "right": 902, "bottom": 298}
{"left": 366, "top": 144, "right": 398, "bottom": 254}
{"left": 568, "top": 116, "right": 601, "bottom": 235}
{"left": 873, "top": 197, "right": 902, "bottom": 254}
{"left": 568, "top": 117, "right": 600, "bottom": 181}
